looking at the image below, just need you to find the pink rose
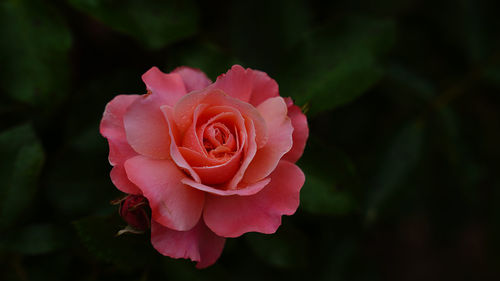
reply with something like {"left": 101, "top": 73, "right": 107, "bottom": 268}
{"left": 100, "top": 65, "right": 309, "bottom": 268}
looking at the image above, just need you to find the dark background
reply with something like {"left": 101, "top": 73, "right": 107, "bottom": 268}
{"left": 1, "top": 0, "right": 500, "bottom": 280}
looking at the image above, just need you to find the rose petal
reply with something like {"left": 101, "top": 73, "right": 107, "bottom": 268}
{"left": 242, "top": 97, "right": 293, "bottom": 183}
{"left": 282, "top": 101, "right": 309, "bottom": 163}
{"left": 182, "top": 177, "right": 270, "bottom": 196}
{"left": 226, "top": 118, "right": 257, "bottom": 189}
{"left": 124, "top": 156, "right": 204, "bottom": 231}
{"left": 192, "top": 152, "right": 242, "bottom": 185}
{"left": 151, "top": 219, "right": 225, "bottom": 269}
{"left": 248, "top": 70, "right": 279, "bottom": 106}
{"left": 192, "top": 105, "right": 246, "bottom": 158}
{"left": 213, "top": 65, "right": 279, "bottom": 107}
{"left": 124, "top": 67, "right": 187, "bottom": 159}
{"left": 110, "top": 165, "right": 141, "bottom": 195}
{"left": 151, "top": 220, "right": 226, "bottom": 269}
{"left": 161, "top": 106, "right": 202, "bottom": 183}
{"left": 178, "top": 147, "right": 222, "bottom": 166}
{"left": 213, "top": 65, "right": 253, "bottom": 103}
{"left": 179, "top": 109, "right": 244, "bottom": 169}
{"left": 100, "top": 94, "right": 140, "bottom": 165}
{"left": 174, "top": 89, "right": 268, "bottom": 149}
{"left": 124, "top": 92, "right": 174, "bottom": 159}
{"left": 173, "top": 66, "right": 212, "bottom": 93}
{"left": 183, "top": 106, "right": 247, "bottom": 185}
{"left": 204, "top": 161, "right": 304, "bottom": 237}
{"left": 181, "top": 104, "right": 210, "bottom": 155}
{"left": 142, "top": 66, "right": 187, "bottom": 106}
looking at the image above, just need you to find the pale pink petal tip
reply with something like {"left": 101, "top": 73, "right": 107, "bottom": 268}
{"left": 151, "top": 220, "right": 225, "bottom": 269}
{"left": 283, "top": 101, "right": 309, "bottom": 163}
{"left": 203, "top": 160, "right": 305, "bottom": 238}
{"left": 173, "top": 66, "right": 212, "bottom": 92}
{"left": 214, "top": 65, "right": 279, "bottom": 107}
{"left": 124, "top": 156, "right": 204, "bottom": 232}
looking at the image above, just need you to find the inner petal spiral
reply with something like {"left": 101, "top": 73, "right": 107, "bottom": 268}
{"left": 203, "top": 122, "right": 236, "bottom": 159}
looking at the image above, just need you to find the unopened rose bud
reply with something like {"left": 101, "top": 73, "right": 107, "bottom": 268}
{"left": 118, "top": 195, "right": 150, "bottom": 231}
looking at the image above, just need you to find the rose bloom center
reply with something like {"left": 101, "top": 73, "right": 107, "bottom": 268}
{"left": 203, "top": 122, "right": 236, "bottom": 160}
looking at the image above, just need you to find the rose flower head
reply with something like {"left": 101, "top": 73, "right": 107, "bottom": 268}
{"left": 100, "top": 65, "right": 309, "bottom": 268}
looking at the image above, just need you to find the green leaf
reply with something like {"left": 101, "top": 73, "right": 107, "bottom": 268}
{"left": 299, "top": 138, "right": 358, "bottom": 216}
{"left": 68, "top": 0, "right": 199, "bottom": 49}
{"left": 484, "top": 66, "right": 500, "bottom": 89}
{"left": 365, "top": 121, "right": 424, "bottom": 223}
{"left": 73, "top": 215, "right": 156, "bottom": 269}
{"left": 0, "top": 0, "right": 72, "bottom": 107}
{"left": 0, "top": 124, "right": 45, "bottom": 229}
{"left": 0, "top": 223, "right": 71, "bottom": 255}
{"left": 245, "top": 224, "right": 309, "bottom": 269}
{"left": 301, "top": 174, "right": 356, "bottom": 216}
{"left": 281, "top": 16, "right": 396, "bottom": 115}
{"left": 453, "top": 0, "right": 489, "bottom": 63}
{"left": 319, "top": 236, "right": 359, "bottom": 281}
{"left": 229, "top": 0, "right": 312, "bottom": 70}
{"left": 386, "top": 64, "right": 437, "bottom": 101}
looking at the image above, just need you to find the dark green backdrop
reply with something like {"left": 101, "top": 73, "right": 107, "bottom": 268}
{"left": 1, "top": 0, "right": 500, "bottom": 280}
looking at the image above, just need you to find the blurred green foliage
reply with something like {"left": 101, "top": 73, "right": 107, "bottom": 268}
{"left": 0, "top": 0, "right": 71, "bottom": 108}
{"left": 0, "top": 124, "right": 44, "bottom": 229}
{"left": 1, "top": 0, "right": 500, "bottom": 280}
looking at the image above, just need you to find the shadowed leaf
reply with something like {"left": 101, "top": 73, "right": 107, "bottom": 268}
{"left": 0, "top": 124, "right": 44, "bottom": 229}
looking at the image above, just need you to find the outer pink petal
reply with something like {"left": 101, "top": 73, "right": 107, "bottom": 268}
{"left": 100, "top": 94, "right": 140, "bottom": 165}
{"left": 181, "top": 178, "right": 270, "bottom": 196}
{"left": 123, "top": 93, "right": 172, "bottom": 159}
{"left": 151, "top": 220, "right": 225, "bottom": 269}
{"left": 212, "top": 65, "right": 253, "bottom": 103}
{"left": 242, "top": 97, "right": 293, "bottom": 183}
{"left": 213, "top": 65, "right": 279, "bottom": 107}
{"left": 172, "top": 66, "right": 212, "bottom": 93}
{"left": 124, "top": 156, "right": 204, "bottom": 231}
{"left": 110, "top": 165, "right": 141, "bottom": 195}
{"left": 248, "top": 70, "right": 279, "bottom": 106}
{"left": 204, "top": 161, "right": 305, "bottom": 238}
{"left": 282, "top": 99, "right": 309, "bottom": 163}
{"left": 142, "top": 67, "right": 187, "bottom": 106}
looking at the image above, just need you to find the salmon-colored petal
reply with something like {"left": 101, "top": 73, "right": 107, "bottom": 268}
{"left": 283, "top": 100, "right": 309, "bottom": 163}
{"left": 192, "top": 151, "right": 242, "bottom": 185}
{"left": 142, "top": 67, "right": 187, "bottom": 106}
{"left": 124, "top": 156, "right": 204, "bottom": 231}
{"left": 181, "top": 104, "right": 209, "bottom": 155}
{"left": 192, "top": 106, "right": 245, "bottom": 159}
{"left": 173, "top": 66, "right": 212, "bottom": 93}
{"left": 213, "top": 65, "right": 279, "bottom": 107}
{"left": 107, "top": 140, "right": 137, "bottom": 167}
{"left": 178, "top": 147, "right": 221, "bottom": 167}
{"left": 248, "top": 70, "right": 279, "bottom": 106}
{"left": 123, "top": 93, "right": 173, "bottom": 159}
{"left": 203, "top": 161, "right": 304, "bottom": 237}
{"left": 100, "top": 94, "right": 139, "bottom": 165}
{"left": 151, "top": 219, "right": 225, "bottom": 269}
{"left": 182, "top": 177, "right": 270, "bottom": 196}
{"left": 226, "top": 118, "right": 257, "bottom": 189}
{"left": 161, "top": 106, "right": 201, "bottom": 183}
{"left": 242, "top": 97, "right": 293, "bottom": 183}
{"left": 127, "top": 67, "right": 187, "bottom": 159}
{"left": 174, "top": 89, "right": 268, "bottom": 149}
{"left": 110, "top": 165, "right": 141, "bottom": 195}
{"left": 213, "top": 65, "right": 253, "bottom": 103}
